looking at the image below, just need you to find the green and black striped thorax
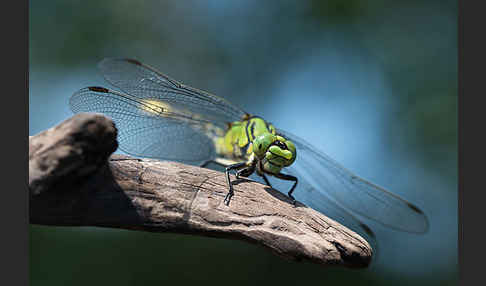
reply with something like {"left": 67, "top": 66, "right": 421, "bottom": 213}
{"left": 218, "top": 114, "right": 296, "bottom": 174}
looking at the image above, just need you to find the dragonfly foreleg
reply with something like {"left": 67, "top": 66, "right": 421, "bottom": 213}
{"left": 274, "top": 172, "right": 298, "bottom": 205}
{"left": 224, "top": 162, "right": 247, "bottom": 205}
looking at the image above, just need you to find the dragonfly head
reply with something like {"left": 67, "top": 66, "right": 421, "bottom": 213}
{"left": 253, "top": 133, "right": 296, "bottom": 171}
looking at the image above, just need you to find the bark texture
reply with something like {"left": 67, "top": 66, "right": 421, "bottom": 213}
{"left": 29, "top": 113, "right": 372, "bottom": 268}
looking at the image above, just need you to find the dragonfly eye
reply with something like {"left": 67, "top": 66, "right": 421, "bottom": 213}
{"left": 273, "top": 140, "right": 287, "bottom": 150}
{"left": 253, "top": 133, "right": 276, "bottom": 159}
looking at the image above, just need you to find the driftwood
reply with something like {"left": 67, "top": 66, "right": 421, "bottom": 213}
{"left": 29, "top": 113, "right": 372, "bottom": 268}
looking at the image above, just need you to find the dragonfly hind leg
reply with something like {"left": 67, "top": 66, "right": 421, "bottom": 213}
{"left": 200, "top": 159, "right": 228, "bottom": 168}
{"left": 199, "top": 160, "right": 212, "bottom": 168}
{"left": 261, "top": 173, "right": 273, "bottom": 188}
{"left": 235, "top": 163, "right": 256, "bottom": 180}
{"left": 274, "top": 172, "right": 298, "bottom": 205}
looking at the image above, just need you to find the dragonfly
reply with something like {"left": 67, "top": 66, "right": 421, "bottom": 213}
{"left": 69, "top": 58, "right": 429, "bottom": 252}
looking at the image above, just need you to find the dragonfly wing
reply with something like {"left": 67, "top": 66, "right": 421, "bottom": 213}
{"left": 97, "top": 58, "right": 247, "bottom": 127}
{"left": 277, "top": 129, "right": 429, "bottom": 233}
{"left": 70, "top": 87, "right": 219, "bottom": 164}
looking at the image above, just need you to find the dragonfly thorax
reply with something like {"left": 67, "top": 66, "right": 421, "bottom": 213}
{"left": 217, "top": 116, "right": 296, "bottom": 173}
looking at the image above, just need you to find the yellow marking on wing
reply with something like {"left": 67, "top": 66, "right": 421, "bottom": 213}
{"left": 214, "top": 157, "right": 241, "bottom": 166}
{"left": 214, "top": 137, "right": 226, "bottom": 155}
{"left": 139, "top": 99, "right": 171, "bottom": 115}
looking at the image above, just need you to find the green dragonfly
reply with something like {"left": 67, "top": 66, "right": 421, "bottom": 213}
{"left": 70, "top": 58, "right": 429, "bottom": 249}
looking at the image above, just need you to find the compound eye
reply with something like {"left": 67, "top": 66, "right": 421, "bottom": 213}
{"left": 253, "top": 133, "right": 276, "bottom": 158}
{"left": 274, "top": 140, "right": 287, "bottom": 150}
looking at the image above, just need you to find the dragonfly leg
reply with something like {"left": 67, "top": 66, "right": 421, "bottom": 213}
{"left": 273, "top": 172, "right": 298, "bottom": 205}
{"left": 200, "top": 160, "right": 228, "bottom": 168}
{"left": 224, "top": 162, "right": 247, "bottom": 205}
{"left": 200, "top": 160, "right": 212, "bottom": 168}
{"left": 261, "top": 173, "right": 273, "bottom": 188}
{"left": 235, "top": 161, "right": 256, "bottom": 180}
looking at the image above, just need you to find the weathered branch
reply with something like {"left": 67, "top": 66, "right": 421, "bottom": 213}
{"left": 29, "top": 113, "right": 372, "bottom": 268}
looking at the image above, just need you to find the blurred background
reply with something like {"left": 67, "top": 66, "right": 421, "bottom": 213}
{"left": 29, "top": 0, "right": 457, "bottom": 285}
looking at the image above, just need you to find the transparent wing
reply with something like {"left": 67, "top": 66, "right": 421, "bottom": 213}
{"left": 70, "top": 86, "right": 232, "bottom": 164}
{"left": 70, "top": 58, "right": 248, "bottom": 164}
{"left": 278, "top": 129, "right": 429, "bottom": 234}
{"left": 97, "top": 58, "right": 247, "bottom": 127}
